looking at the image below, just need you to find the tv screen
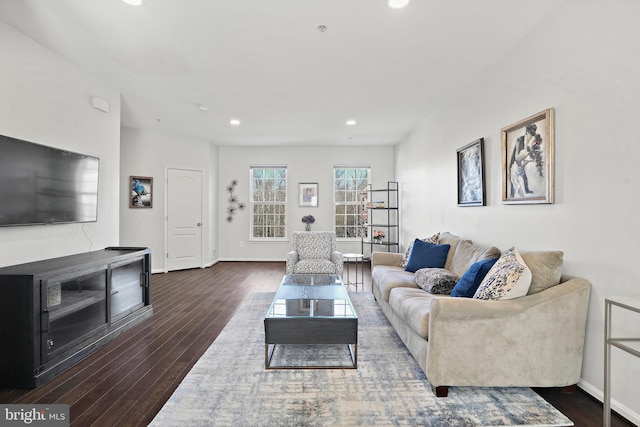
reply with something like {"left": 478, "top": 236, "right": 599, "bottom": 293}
{"left": 0, "top": 134, "right": 99, "bottom": 226}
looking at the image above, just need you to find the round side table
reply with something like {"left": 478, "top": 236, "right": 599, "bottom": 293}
{"left": 343, "top": 253, "right": 364, "bottom": 291}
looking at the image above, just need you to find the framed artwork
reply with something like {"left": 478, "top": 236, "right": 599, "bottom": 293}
{"left": 502, "top": 108, "right": 554, "bottom": 204}
{"left": 130, "top": 176, "right": 153, "bottom": 208}
{"left": 299, "top": 183, "right": 318, "bottom": 207}
{"left": 457, "top": 138, "right": 485, "bottom": 206}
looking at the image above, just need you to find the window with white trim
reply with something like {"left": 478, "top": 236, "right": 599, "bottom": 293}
{"left": 334, "top": 167, "right": 370, "bottom": 238}
{"left": 250, "top": 167, "right": 287, "bottom": 239}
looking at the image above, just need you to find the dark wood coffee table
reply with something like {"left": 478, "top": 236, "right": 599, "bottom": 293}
{"left": 264, "top": 274, "right": 358, "bottom": 369}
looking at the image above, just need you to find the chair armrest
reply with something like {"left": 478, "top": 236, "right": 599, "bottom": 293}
{"left": 285, "top": 251, "right": 298, "bottom": 275}
{"left": 332, "top": 251, "right": 344, "bottom": 275}
{"left": 371, "top": 251, "right": 403, "bottom": 269}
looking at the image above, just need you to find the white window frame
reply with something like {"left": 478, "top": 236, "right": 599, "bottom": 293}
{"left": 249, "top": 166, "right": 287, "bottom": 240}
{"left": 333, "top": 166, "right": 370, "bottom": 240}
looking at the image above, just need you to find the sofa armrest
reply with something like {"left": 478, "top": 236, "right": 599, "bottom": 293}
{"left": 426, "top": 276, "right": 591, "bottom": 388}
{"left": 371, "top": 251, "right": 403, "bottom": 269}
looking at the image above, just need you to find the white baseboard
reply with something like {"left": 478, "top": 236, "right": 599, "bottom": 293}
{"left": 151, "top": 259, "right": 218, "bottom": 275}
{"left": 579, "top": 379, "right": 640, "bottom": 426}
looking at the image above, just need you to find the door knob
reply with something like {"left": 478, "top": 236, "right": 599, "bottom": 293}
{"left": 197, "top": 222, "right": 202, "bottom": 226}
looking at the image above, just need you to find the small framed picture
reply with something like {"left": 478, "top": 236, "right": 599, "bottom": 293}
{"left": 130, "top": 176, "right": 153, "bottom": 208}
{"left": 299, "top": 183, "right": 318, "bottom": 207}
{"left": 502, "top": 108, "right": 554, "bottom": 204}
{"left": 457, "top": 138, "right": 485, "bottom": 206}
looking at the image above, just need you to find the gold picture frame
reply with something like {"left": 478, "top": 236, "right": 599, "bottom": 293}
{"left": 502, "top": 108, "right": 554, "bottom": 204}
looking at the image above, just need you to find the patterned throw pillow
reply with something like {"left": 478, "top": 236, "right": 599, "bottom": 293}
{"left": 414, "top": 268, "right": 459, "bottom": 294}
{"left": 450, "top": 257, "right": 499, "bottom": 298}
{"left": 400, "top": 232, "right": 439, "bottom": 268}
{"left": 473, "top": 247, "right": 532, "bottom": 300}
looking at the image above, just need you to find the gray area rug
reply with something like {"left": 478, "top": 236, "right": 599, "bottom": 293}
{"left": 150, "top": 292, "right": 573, "bottom": 427}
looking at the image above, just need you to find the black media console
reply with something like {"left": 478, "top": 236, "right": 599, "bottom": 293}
{"left": 0, "top": 247, "right": 152, "bottom": 388}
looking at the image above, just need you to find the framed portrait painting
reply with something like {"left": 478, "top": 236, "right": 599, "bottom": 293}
{"left": 457, "top": 138, "right": 485, "bottom": 206}
{"left": 502, "top": 108, "right": 554, "bottom": 204}
{"left": 298, "top": 183, "right": 318, "bottom": 207}
{"left": 130, "top": 176, "right": 153, "bottom": 208}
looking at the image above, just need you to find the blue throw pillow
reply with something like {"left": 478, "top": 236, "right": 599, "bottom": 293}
{"left": 404, "top": 239, "right": 450, "bottom": 273}
{"left": 450, "top": 257, "right": 499, "bottom": 297}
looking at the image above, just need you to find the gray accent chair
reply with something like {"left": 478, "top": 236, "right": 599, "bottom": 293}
{"left": 286, "top": 231, "right": 343, "bottom": 275}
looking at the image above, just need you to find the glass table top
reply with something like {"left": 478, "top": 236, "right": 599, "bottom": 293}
{"left": 265, "top": 274, "right": 357, "bottom": 320}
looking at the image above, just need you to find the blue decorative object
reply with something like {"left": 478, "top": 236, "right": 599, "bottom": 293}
{"left": 450, "top": 257, "right": 499, "bottom": 297}
{"left": 404, "top": 239, "right": 450, "bottom": 273}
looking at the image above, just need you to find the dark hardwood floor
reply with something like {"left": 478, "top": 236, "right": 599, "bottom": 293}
{"left": 0, "top": 261, "right": 633, "bottom": 426}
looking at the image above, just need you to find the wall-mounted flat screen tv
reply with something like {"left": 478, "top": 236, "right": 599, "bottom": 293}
{"left": 0, "top": 134, "right": 99, "bottom": 226}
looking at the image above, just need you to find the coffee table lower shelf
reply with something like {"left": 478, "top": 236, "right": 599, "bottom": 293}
{"left": 264, "top": 317, "right": 358, "bottom": 370}
{"left": 265, "top": 343, "right": 357, "bottom": 370}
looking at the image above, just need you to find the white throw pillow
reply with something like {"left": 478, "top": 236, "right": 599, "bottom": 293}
{"left": 473, "top": 247, "right": 532, "bottom": 300}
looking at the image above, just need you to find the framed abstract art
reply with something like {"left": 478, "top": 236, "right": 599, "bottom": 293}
{"left": 457, "top": 138, "right": 485, "bottom": 206}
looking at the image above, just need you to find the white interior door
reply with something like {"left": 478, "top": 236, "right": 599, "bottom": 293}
{"left": 167, "top": 168, "right": 203, "bottom": 271}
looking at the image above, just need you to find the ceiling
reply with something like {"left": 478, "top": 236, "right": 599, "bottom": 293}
{"left": 0, "top": 0, "right": 563, "bottom": 146}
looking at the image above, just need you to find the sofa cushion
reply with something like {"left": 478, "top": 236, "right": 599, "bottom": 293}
{"left": 400, "top": 233, "right": 439, "bottom": 268}
{"left": 414, "top": 268, "right": 459, "bottom": 294}
{"left": 448, "top": 240, "right": 501, "bottom": 277}
{"left": 450, "top": 257, "right": 499, "bottom": 297}
{"left": 438, "top": 232, "right": 468, "bottom": 271}
{"left": 388, "top": 287, "right": 439, "bottom": 339}
{"left": 473, "top": 247, "right": 532, "bottom": 300}
{"left": 521, "top": 251, "right": 563, "bottom": 294}
{"left": 404, "top": 240, "right": 450, "bottom": 273}
{"left": 372, "top": 265, "right": 419, "bottom": 301}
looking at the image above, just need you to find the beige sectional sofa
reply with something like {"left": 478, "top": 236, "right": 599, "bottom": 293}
{"left": 371, "top": 232, "right": 591, "bottom": 397}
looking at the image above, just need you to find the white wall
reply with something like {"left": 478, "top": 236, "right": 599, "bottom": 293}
{"left": 0, "top": 21, "right": 120, "bottom": 267}
{"left": 217, "top": 145, "right": 394, "bottom": 260}
{"left": 119, "top": 127, "right": 217, "bottom": 272}
{"left": 395, "top": 0, "right": 640, "bottom": 423}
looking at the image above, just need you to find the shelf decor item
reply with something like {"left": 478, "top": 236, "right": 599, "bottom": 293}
{"left": 502, "top": 108, "right": 554, "bottom": 204}
{"left": 130, "top": 176, "right": 153, "bottom": 208}
{"left": 301, "top": 215, "right": 315, "bottom": 231}
{"left": 373, "top": 230, "right": 385, "bottom": 243}
{"left": 299, "top": 182, "right": 319, "bottom": 207}
{"left": 457, "top": 138, "right": 485, "bottom": 207}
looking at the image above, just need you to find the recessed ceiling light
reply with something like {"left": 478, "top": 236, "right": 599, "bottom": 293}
{"left": 346, "top": 120, "right": 357, "bottom": 126}
{"left": 230, "top": 119, "right": 241, "bottom": 126}
{"left": 122, "top": 0, "right": 144, "bottom": 5}
{"left": 388, "top": 0, "right": 410, "bottom": 9}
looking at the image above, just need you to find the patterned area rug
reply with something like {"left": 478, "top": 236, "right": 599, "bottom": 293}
{"left": 150, "top": 292, "right": 573, "bottom": 427}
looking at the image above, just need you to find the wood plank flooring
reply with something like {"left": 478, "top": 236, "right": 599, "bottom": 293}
{"left": 0, "top": 261, "right": 633, "bottom": 426}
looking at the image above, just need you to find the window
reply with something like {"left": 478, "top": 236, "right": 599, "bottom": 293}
{"left": 334, "top": 167, "right": 370, "bottom": 238}
{"left": 250, "top": 167, "right": 287, "bottom": 239}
